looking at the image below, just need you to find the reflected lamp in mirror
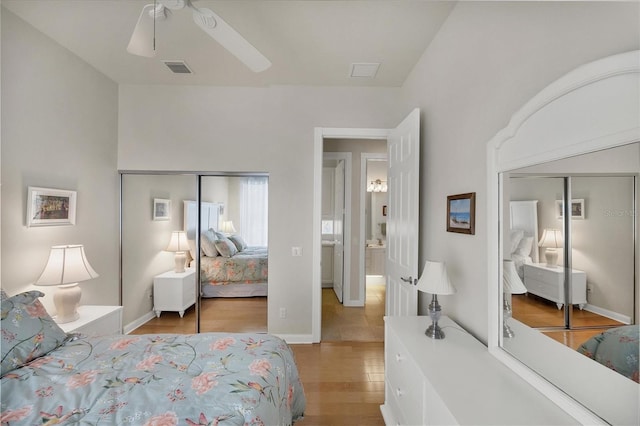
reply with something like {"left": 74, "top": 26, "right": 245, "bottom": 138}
{"left": 538, "top": 228, "right": 564, "bottom": 267}
{"left": 34, "top": 244, "right": 99, "bottom": 323}
{"left": 416, "top": 261, "right": 456, "bottom": 339}
{"left": 166, "top": 231, "right": 189, "bottom": 273}
{"left": 220, "top": 220, "right": 236, "bottom": 236}
{"left": 503, "top": 259, "right": 527, "bottom": 338}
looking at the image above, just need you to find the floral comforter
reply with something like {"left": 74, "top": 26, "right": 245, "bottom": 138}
{"left": 1, "top": 332, "right": 306, "bottom": 425}
{"left": 200, "top": 247, "right": 268, "bottom": 286}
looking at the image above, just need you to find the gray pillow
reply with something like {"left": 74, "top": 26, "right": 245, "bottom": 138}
{"left": 1, "top": 291, "right": 69, "bottom": 376}
{"left": 214, "top": 237, "right": 238, "bottom": 258}
{"left": 229, "top": 235, "right": 247, "bottom": 252}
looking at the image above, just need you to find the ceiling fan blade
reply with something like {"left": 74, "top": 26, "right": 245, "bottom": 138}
{"left": 192, "top": 8, "right": 271, "bottom": 73}
{"left": 127, "top": 4, "right": 157, "bottom": 58}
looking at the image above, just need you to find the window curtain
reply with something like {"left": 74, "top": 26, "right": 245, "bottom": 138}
{"left": 240, "top": 177, "right": 268, "bottom": 246}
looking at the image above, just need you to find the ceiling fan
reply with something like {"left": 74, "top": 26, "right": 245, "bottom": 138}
{"left": 127, "top": 0, "right": 271, "bottom": 73}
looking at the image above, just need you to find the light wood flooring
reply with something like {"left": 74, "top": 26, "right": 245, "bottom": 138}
{"left": 322, "top": 284, "right": 385, "bottom": 342}
{"left": 512, "top": 293, "right": 624, "bottom": 349}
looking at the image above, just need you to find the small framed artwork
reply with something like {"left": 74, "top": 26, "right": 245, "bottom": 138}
{"left": 447, "top": 192, "right": 476, "bottom": 235}
{"left": 382, "top": 205, "right": 388, "bottom": 216}
{"left": 555, "top": 199, "right": 585, "bottom": 219}
{"left": 153, "top": 198, "right": 171, "bottom": 221}
{"left": 27, "top": 187, "right": 77, "bottom": 227}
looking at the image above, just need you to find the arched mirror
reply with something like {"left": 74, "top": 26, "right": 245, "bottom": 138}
{"left": 488, "top": 50, "right": 639, "bottom": 425}
{"left": 120, "top": 172, "right": 268, "bottom": 336}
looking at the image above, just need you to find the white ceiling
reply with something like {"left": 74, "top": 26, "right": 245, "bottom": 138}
{"left": 2, "top": 0, "right": 456, "bottom": 87}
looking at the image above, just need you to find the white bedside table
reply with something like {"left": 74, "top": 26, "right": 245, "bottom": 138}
{"left": 58, "top": 305, "right": 123, "bottom": 336}
{"left": 153, "top": 268, "right": 196, "bottom": 317}
{"left": 523, "top": 263, "right": 587, "bottom": 309}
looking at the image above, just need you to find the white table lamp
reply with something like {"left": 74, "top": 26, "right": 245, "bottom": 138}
{"left": 166, "top": 231, "right": 190, "bottom": 273}
{"left": 538, "top": 228, "right": 563, "bottom": 267}
{"left": 415, "top": 261, "right": 456, "bottom": 339}
{"left": 503, "top": 259, "right": 527, "bottom": 338}
{"left": 220, "top": 220, "right": 236, "bottom": 235}
{"left": 34, "top": 244, "right": 99, "bottom": 323}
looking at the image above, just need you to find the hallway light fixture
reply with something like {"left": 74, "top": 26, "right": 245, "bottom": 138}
{"left": 367, "top": 179, "right": 387, "bottom": 193}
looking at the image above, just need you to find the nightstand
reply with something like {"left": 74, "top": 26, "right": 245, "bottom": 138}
{"left": 153, "top": 268, "right": 196, "bottom": 317}
{"left": 58, "top": 305, "right": 123, "bottom": 336}
{"left": 523, "top": 263, "right": 587, "bottom": 309}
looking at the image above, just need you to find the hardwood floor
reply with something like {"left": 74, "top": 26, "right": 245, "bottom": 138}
{"left": 322, "top": 284, "right": 385, "bottom": 342}
{"left": 512, "top": 293, "right": 624, "bottom": 349}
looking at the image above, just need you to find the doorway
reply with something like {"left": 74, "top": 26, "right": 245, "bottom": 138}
{"left": 320, "top": 140, "right": 388, "bottom": 342}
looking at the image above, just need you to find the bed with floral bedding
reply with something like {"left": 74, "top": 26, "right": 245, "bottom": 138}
{"left": 577, "top": 325, "right": 639, "bottom": 383}
{"left": 1, "top": 290, "right": 306, "bottom": 425}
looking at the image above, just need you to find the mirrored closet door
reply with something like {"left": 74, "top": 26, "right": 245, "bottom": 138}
{"left": 121, "top": 173, "right": 268, "bottom": 335}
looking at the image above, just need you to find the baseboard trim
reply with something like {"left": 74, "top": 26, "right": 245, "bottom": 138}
{"left": 124, "top": 311, "right": 155, "bottom": 334}
{"left": 583, "top": 304, "right": 631, "bottom": 324}
{"left": 274, "top": 333, "right": 315, "bottom": 344}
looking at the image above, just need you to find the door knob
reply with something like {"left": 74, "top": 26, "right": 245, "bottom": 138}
{"left": 400, "top": 276, "right": 418, "bottom": 285}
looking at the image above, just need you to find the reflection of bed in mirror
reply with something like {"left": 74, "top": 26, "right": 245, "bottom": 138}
{"left": 508, "top": 200, "right": 539, "bottom": 278}
{"left": 184, "top": 201, "right": 268, "bottom": 298}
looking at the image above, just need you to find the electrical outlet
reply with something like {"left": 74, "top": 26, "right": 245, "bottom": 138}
{"left": 279, "top": 308, "right": 287, "bottom": 319}
{"left": 291, "top": 247, "right": 303, "bottom": 257}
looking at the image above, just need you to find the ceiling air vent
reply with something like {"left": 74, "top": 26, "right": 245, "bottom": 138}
{"left": 163, "top": 60, "right": 193, "bottom": 74}
{"left": 350, "top": 62, "right": 380, "bottom": 78}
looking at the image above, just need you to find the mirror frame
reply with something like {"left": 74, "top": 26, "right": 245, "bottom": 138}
{"left": 487, "top": 50, "right": 639, "bottom": 424}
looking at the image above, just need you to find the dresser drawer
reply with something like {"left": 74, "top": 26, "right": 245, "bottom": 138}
{"left": 524, "top": 265, "right": 562, "bottom": 286}
{"left": 524, "top": 277, "right": 561, "bottom": 300}
{"left": 385, "top": 331, "right": 424, "bottom": 425}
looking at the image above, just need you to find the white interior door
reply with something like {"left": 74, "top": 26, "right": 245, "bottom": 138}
{"left": 386, "top": 108, "right": 420, "bottom": 316}
{"left": 333, "top": 160, "right": 345, "bottom": 302}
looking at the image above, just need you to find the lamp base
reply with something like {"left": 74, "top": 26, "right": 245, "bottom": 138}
{"left": 53, "top": 283, "right": 81, "bottom": 324}
{"left": 174, "top": 251, "right": 187, "bottom": 273}
{"left": 545, "top": 248, "right": 558, "bottom": 267}
{"left": 425, "top": 322, "right": 445, "bottom": 339}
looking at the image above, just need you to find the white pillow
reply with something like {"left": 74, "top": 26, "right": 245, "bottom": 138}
{"left": 509, "top": 229, "right": 524, "bottom": 253}
{"left": 514, "top": 236, "right": 534, "bottom": 257}
{"left": 200, "top": 229, "right": 219, "bottom": 257}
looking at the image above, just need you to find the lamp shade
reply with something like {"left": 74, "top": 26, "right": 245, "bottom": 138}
{"left": 220, "top": 221, "right": 236, "bottom": 234}
{"left": 165, "top": 231, "right": 189, "bottom": 252}
{"left": 503, "top": 260, "right": 527, "bottom": 294}
{"left": 34, "top": 245, "right": 99, "bottom": 286}
{"left": 416, "top": 261, "right": 456, "bottom": 295}
{"left": 538, "top": 228, "right": 563, "bottom": 248}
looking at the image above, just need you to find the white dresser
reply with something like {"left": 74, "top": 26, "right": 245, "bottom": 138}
{"left": 58, "top": 305, "right": 122, "bottom": 336}
{"left": 523, "top": 263, "right": 587, "bottom": 309}
{"left": 153, "top": 268, "right": 196, "bottom": 317}
{"left": 365, "top": 246, "right": 386, "bottom": 275}
{"left": 381, "top": 316, "right": 576, "bottom": 426}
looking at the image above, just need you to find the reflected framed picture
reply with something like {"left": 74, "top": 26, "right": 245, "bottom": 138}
{"left": 447, "top": 192, "right": 476, "bottom": 235}
{"left": 555, "top": 199, "right": 585, "bottom": 219}
{"left": 153, "top": 198, "right": 171, "bottom": 221}
{"left": 27, "top": 187, "right": 77, "bottom": 227}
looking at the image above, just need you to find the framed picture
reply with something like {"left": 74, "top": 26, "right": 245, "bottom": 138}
{"left": 27, "top": 187, "right": 77, "bottom": 227}
{"left": 153, "top": 198, "right": 171, "bottom": 221}
{"left": 447, "top": 192, "right": 476, "bottom": 235}
{"left": 555, "top": 199, "right": 585, "bottom": 219}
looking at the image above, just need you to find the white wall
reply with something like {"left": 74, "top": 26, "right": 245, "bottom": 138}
{"left": 1, "top": 10, "right": 119, "bottom": 312}
{"left": 118, "top": 86, "right": 401, "bottom": 337}
{"left": 399, "top": 1, "right": 640, "bottom": 342}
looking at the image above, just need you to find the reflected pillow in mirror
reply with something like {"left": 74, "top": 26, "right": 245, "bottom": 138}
{"left": 200, "top": 229, "right": 219, "bottom": 257}
{"left": 514, "top": 236, "right": 534, "bottom": 257}
{"left": 229, "top": 235, "right": 247, "bottom": 252}
{"left": 510, "top": 229, "right": 524, "bottom": 253}
{"left": 215, "top": 237, "right": 238, "bottom": 258}
{"left": 1, "top": 291, "right": 69, "bottom": 377}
